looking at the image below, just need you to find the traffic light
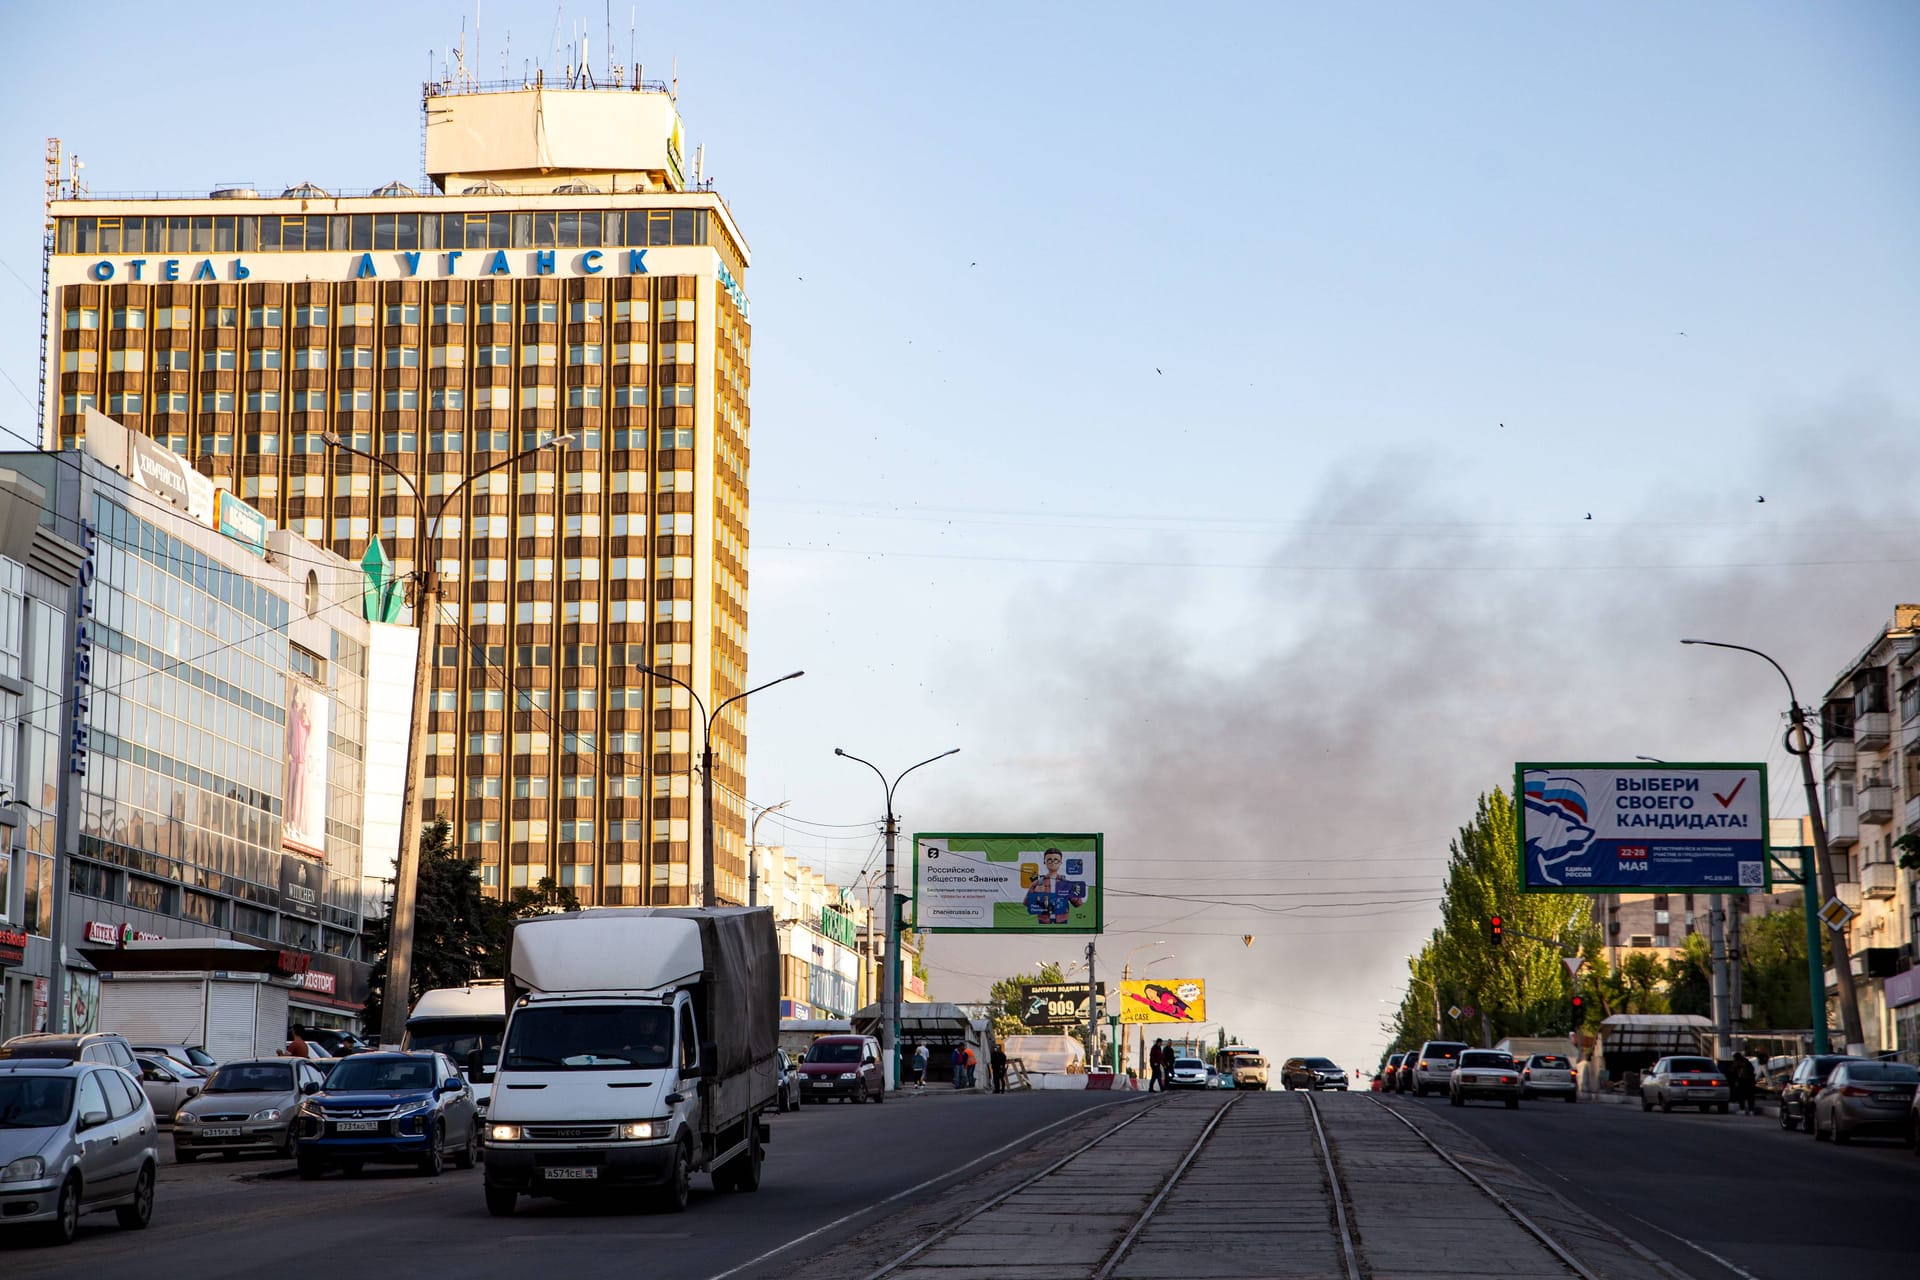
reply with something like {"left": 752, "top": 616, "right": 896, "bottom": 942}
{"left": 1489, "top": 915, "right": 1504, "bottom": 945}
{"left": 1570, "top": 993, "right": 1586, "bottom": 1023}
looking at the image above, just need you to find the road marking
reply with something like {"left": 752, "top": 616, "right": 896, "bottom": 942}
{"left": 697, "top": 1096, "right": 1145, "bottom": 1280}
{"left": 1620, "top": 1210, "right": 1767, "bottom": 1280}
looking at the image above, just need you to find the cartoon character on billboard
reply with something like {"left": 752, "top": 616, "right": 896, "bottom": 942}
{"left": 1023, "top": 847, "right": 1086, "bottom": 924}
{"left": 1523, "top": 770, "right": 1595, "bottom": 886}
{"left": 1127, "top": 983, "right": 1195, "bottom": 1021}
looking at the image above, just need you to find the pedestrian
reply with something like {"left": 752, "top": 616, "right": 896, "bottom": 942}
{"left": 1731, "top": 1051, "right": 1757, "bottom": 1114}
{"left": 1148, "top": 1039, "right": 1164, "bottom": 1092}
{"left": 991, "top": 1043, "right": 1008, "bottom": 1093}
{"left": 282, "top": 1027, "right": 311, "bottom": 1059}
{"left": 951, "top": 1044, "right": 964, "bottom": 1088}
{"left": 961, "top": 1044, "right": 978, "bottom": 1088}
{"left": 912, "top": 1042, "right": 930, "bottom": 1090}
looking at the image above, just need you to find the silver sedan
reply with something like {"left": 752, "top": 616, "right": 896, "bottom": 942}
{"left": 1640, "top": 1056, "right": 1729, "bottom": 1113}
{"left": 173, "top": 1059, "right": 330, "bottom": 1161}
{"left": 1812, "top": 1061, "right": 1919, "bottom": 1144}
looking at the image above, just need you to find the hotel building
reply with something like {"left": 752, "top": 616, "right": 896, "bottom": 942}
{"left": 42, "top": 76, "right": 754, "bottom": 907}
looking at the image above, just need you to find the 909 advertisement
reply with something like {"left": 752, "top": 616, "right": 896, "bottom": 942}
{"left": 1516, "top": 762, "right": 1770, "bottom": 894}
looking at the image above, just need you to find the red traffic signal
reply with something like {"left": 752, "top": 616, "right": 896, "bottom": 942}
{"left": 1489, "top": 915, "right": 1504, "bottom": 945}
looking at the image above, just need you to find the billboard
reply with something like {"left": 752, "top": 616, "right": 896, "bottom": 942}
{"left": 1517, "top": 762, "right": 1769, "bottom": 893}
{"left": 283, "top": 684, "right": 331, "bottom": 856}
{"left": 1018, "top": 982, "right": 1106, "bottom": 1029}
{"left": 912, "top": 833, "right": 1103, "bottom": 934}
{"left": 1118, "top": 978, "right": 1207, "bottom": 1024}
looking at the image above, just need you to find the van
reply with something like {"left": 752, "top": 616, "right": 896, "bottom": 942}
{"left": 794, "top": 1035, "right": 885, "bottom": 1103}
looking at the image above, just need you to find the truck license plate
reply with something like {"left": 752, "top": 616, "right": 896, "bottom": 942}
{"left": 544, "top": 1167, "right": 598, "bottom": 1180}
{"left": 200, "top": 1126, "right": 241, "bottom": 1138}
{"left": 335, "top": 1120, "right": 380, "bottom": 1132}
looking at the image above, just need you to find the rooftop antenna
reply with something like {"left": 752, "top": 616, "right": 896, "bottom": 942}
{"left": 476, "top": 1, "right": 482, "bottom": 88}
{"left": 694, "top": 143, "right": 704, "bottom": 186}
{"left": 454, "top": 18, "right": 467, "bottom": 91}
{"left": 629, "top": 6, "right": 636, "bottom": 85}
{"left": 671, "top": 55, "right": 678, "bottom": 99}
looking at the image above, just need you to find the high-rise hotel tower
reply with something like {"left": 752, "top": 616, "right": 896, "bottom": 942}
{"left": 43, "top": 75, "right": 754, "bottom": 906}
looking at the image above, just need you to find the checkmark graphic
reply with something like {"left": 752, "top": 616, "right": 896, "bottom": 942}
{"left": 1712, "top": 777, "right": 1747, "bottom": 808}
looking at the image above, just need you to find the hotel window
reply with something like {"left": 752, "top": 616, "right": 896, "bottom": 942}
{"left": 658, "top": 300, "right": 694, "bottom": 323}
{"left": 471, "top": 386, "right": 510, "bottom": 411}
{"left": 521, "top": 343, "right": 557, "bottom": 366}
{"left": 467, "top": 775, "right": 502, "bottom": 798}
{"left": 511, "top": 819, "right": 550, "bottom": 843}
{"left": 569, "top": 300, "right": 603, "bottom": 323}
{"left": 519, "top": 386, "right": 557, "bottom": 410}
{"left": 610, "top": 429, "right": 647, "bottom": 450}
{"left": 107, "top": 349, "right": 144, "bottom": 373}
{"left": 337, "top": 346, "right": 373, "bottom": 369}
{"left": 613, "top": 342, "right": 649, "bottom": 365}
{"left": 512, "top": 776, "right": 549, "bottom": 799}
{"left": 202, "top": 305, "right": 237, "bottom": 327}
{"left": 472, "top": 514, "right": 508, "bottom": 537}
{"left": 155, "top": 349, "right": 189, "bottom": 372}
{"left": 292, "top": 347, "right": 327, "bottom": 370}
{"left": 111, "top": 306, "right": 146, "bottom": 329}
{"left": 465, "top": 819, "right": 501, "bottom": 843}
{"left": 58, "top": 351, "right": 94, "bottom": 373}
{"left": 154, "top": 306, "right": 190, "bottom": 329}
{"left": 663, "top": 342, "right": 694, "bottom": 364}
{"left": 246, "top": 348, "right": 281, "bottom": 371}
{"left": 63, "top": 306, "right": 99, "bottom": 330}
{"left": 107, "top": 392, "right": 142, "bottom": 415}
{"left": 199, "top": 390, "right": 234, "bottom": 412}
{"left": 246, "top": 306, "right": 281, "bottom": 327}
{"left": 200, "top": 348, "right": 235, "bottom": 371}
{"left": 337, "top": 304, "right": 371, "bottom": 327}
{"left": 384, "top": 347, "right": 420, "bottom": 369}
{"left": 479, "top": 301, "right": 513, "bottom": 323}
{"left": 384, "top": 302, "right": 420, "bottom": 325}
{"left": 664, "top": 386, "right": 694, "bottom": 407}
{"left": 242, "top": 475, "right": 280, "bottom": 500}
{"left": 429, "top": 388, "right": 465, "bottom": 410}
{"left": 201, "top": 433, "right": 234, "bottom": 455}
{"left": 245, "top": 390, "right": 280, "bottom": 412}
{"left": 337, "top": 388, "right": 373, "bottom": 411}
{"left": 517, "top": 513, "right": 555, "bottom": 537}
{"left": 468, "top": 732, "right": 504, "bottom": 757}
{"left": 381, "top": 429, "right": 417, "bottom": 454}
{"left": 515, "top": 601, "right": 554, "bottom": 625}
{"left": 383, "top": 388, "right": 419, "bottom": 411}
{"left": 563, "top": 733, "right": 595, "bottom": 756}
{"left": 428, "top": 430, "right": 462, "bottom": 453}
{"left": 564, "top": 513, "right": 600, "bottom": 537}
{"left": 290, "top": 389, "right": 325, "bottom": 411}
{"left": 244, "top": 432, "right": 281, "bottom": 454}
{"left": 431, "top": 303, "right": 466, "bottom": 325}
{"left": 566, "top": 385, "right": 602, "bottom": 408}
{"left": 611, "top": 386, "right": 648, "bottom": 408}
{"left": 429, "top": 345, "right": 465, "bottom": 368}
{"left": 469, "top": 601, "right": 506, "bottom": 625}
{"left": 559, "top": 821, "right": 595, "bottom": 843}
{"left": 157, "top": 392, "right": 190, "bottom": 414}
{"left": 293, "top": 305, "right": 328, "bottom": 327}
{"left": 567, "top": 344, "right": 602, "bottom": 366}
{"left": 563, "top": 601, "right": 599, "bottom": 624}
{"left": 515, "top": 560, "right": 553, "bottom": 582}
{"left": 522, "top": 300, "right": 558, "bottom": 323}
{"left": 475, "top": 345, "right": 511, "bottom": 367}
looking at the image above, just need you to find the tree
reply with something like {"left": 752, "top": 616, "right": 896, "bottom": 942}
{"left": 986, "top": 963, "right": 1066, "bottom": 1040}
{"left": 508, "top": 877, "right": 581, "bottom": 916}
{"left": 362, "top": 821, "right": 510, "bottom": 1034}
{"left": 1741, "top": 909, "right": 1813, "bottom": 1030}
{"left": 1663, "top": 933, "right": 1712, "bottom": 1017}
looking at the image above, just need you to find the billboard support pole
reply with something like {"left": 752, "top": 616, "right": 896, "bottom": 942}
{"left": 1802, "top": 844, "right": 1828, "bottom": 1054}
{"left": 1085, "top": 939, "right": 1097, "bottom": 1068}
{"left": 1709, "top": 903, "right": 1730, "bottom": 1058}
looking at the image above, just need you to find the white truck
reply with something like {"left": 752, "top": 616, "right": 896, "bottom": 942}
{"left": 403, "top": 982, "right": 508, "bottom": 1116}
{"left": 482, "top": 907, "right": 780, "bottom": 1216}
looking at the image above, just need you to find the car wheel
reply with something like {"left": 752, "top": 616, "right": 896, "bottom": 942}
{"left": 873, "top": 1083, "right": 885, "bottom": 1104}
{"left": 1413, "top": 1083, "right": 1426, "bottom": 1098}
{"left": 854, "top": 1080, "right": 869, "bottom": 1104}
{"left": 654, "top": 1141, "right": 691, "bottom": 1214}
{"left": 419, "top": 1121, "right": 446, "bottom": 1176}
{"left": 1833, "top": 1120, "right": 1852, "bottom": 1145}
{"left": 43, "top": 1175, "right": 80, "bottom": 1246}
{"left": 1505, "top": 1097, "right": 1519, "bottom": 1110}
{"left": 1661, "top": 1098, "right": 1673, "bottom": 1113}
{"left": 717, "top": 1125, "right": 763, "bottom": 1193}
{"left": 455, "top": 1122, "right": 479, "bottom": 1170}
{"left": 115, "top": 1162, "right": 155, "bottom": 1230}
{"left": 1814, "top": 1112, "right": 1830, "bottom": 1141}
{"left": 297, "top": 1152, "right": 326, "bottom": 1181}
{"left": 1566, "top": 1092, "right": 1578, "bottom": 1104}
{"left": 484, "top": 1184, "right": 518, "bottom": 1217}
{"left": 1780, "top": 1105, "right": 1794, "bottom": 1130}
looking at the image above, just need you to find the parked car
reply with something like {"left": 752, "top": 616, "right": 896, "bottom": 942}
{"left": 1381, "top": 1053, "right": 1405, "bottom": 1093}
{"left": 303, "top": 1029, "right": 372, "bottom": 1058}
{"left": 1407, "top": 1041, "right": 1470, "bottom": 1097}
{"left": 1450, "top": 1050, "right": 1522, "bottom": 1108}
{"left": 1641, "top": 1056, "right": 1730, "bottom": 1113}
{"left": 774, "top": 1049, "right": 802, "bottom": 1113}
{"left": 1811, "top": 1060, "right": 1920, "bottom": 1145}
{"left": 133, "top": 1056, "right": 203, "bottom": 1121}
{"left": 293, "top": 1052, "right": 479, "bottom": 1179}
{"left": 131, "top": 1044, "right": 217, "bottom": 1076}
{"left": 1520, "top": 1053, "right": 1578, "bottom": 1102}
{"left": 1281, "top": 1056, "right": 1349, "bottom": 1091}
{"left": 1168, "top": 1056, "right": 1209, "bottom": 1089}
{"left": 0, "top": 1059, "right": 159, "bottom": 1244}
{"left": 0, "top": 1032, "right": 140, "bottom": 1075}
{"left": 1780, "top": 1055, "right": 1872, "bottom": 1133}
{"left": 174, "top": 1059, "right": 330, "bottom": 1161}
{"left": 795, "top": 1034, "right": 886, "bottom": 1104}
{"left": 1207, "top": 1068, "right": 1236, "bottom": 1090}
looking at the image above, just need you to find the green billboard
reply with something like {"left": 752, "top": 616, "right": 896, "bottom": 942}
{"left": 911, "top": 832, "right": 1103, "bottom": 934}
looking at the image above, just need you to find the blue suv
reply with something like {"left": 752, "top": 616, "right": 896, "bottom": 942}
{"left": 294, "top": 1052, "right": 479, "bottom": 1179}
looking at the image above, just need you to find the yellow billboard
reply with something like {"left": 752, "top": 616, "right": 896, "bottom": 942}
{"left": 1118, "top": 978, "right": 1206, "bottom": 1024}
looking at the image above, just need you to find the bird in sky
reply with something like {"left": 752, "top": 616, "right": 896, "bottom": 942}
{"left": 1155, "top": 367, "right": 1163, "bottom": 375}
{"left": 1757, "top": 495, "right": 1765, "bottom": 503}
{"left": 1677, "top": 331, "right": 1687, "bottom": 337}
{"left": 1499, "top": 422, "right": 1505, "bottom": 429}
{"left": 1585, "top": 513, "right": 1593, "bottom": 520}
{"left": 970, "top": 262, "right": 977, "bottom": 267}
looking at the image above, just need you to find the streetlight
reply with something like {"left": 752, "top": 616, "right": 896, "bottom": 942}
{"left": 324, "top": 428, "right": 574, "bottom": 1050}
{"left": 1404, "top": 973, "right": 1441, "bottom": 1039}
{"left": 747, "top": 800, "right": 791, "bottom": 908}
{"left": 637, "top": 664, "right": 804, "bottom": 908}
{"left": 1682, "top": 637, "right": 1863, "bottom": 1054}
{"left": 835, "top": 746, "right": 960, "bottom": 1086}
{"left": 1120, "top": 939, "right": 1168, "bottom": 1075}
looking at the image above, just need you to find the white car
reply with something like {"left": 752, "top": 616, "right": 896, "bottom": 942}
{"left": 1168, "top": 1057, "right": 1209, "bottom": 1090}
{"left": 1448, "top": 1050, "right": 1522, "bottom": 1108}
{"left": 1520, "top": 1053, "right": 1577, "bottom": 1102}
{"left": 1640, "top": 1056, "right": 1729, "bottom": 1113}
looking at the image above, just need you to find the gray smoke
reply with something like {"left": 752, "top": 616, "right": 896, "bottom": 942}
{"left": 923, "top": 395, "right": 1918, "bottom": 1068}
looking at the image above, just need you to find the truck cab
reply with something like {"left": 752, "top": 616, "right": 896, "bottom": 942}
{"left": 402, "top": 982, "right": 506, "bottom": 1117}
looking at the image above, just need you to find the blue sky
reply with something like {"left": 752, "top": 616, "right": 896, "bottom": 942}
{"left": 3, "top": 2, "right": 1916, "bottom": 1067}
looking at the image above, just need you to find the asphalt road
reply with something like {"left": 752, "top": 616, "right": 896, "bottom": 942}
{"left": 1408, "top": 1090, "right": 1920, "bottom": 1280}
{"left": 0, "top": 1088, "right": 1142, "bottom": 1279}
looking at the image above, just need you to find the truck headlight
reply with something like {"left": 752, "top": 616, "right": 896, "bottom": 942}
{"left": 1, "top": 1156, "right": 46, "bottom": 1183}
{"left": 489, "top": 1123, "right": 521, "bottom": 1142}
{"left": 620, "top": 1120, "right": 664, "bottom": 1140}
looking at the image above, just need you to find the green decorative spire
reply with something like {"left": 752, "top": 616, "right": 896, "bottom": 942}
{"left": 360, "top": 539, "right": 403, "bottom": 623}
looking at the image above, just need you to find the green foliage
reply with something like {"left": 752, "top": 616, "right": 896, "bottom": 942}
{"left": 1389, "top": 788, "right": 1600, "bottom": 1049}
{"left": 1741, "top": 908, "right": 1813, "bottom": 1029}
{"left": 986, "top": 962, "right": 1067, "bottom": 1040}
{"left": 1894, "top": 833, "right": 1920, "bottom": 872}
{"left": 1663, "top": 933, "right": 1712, "bottom": 1017}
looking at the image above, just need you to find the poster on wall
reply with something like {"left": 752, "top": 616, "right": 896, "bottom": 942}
{"left": 911, "top": 833, "right": 1103, "bottom": 934}
{"left": 67, "top": 970, "right": 100, "bottom": 1034}
{"left": 283, "top": 684, "right": 331, "bottom": 857}
{"left": 279, "top": 853, "right": 325, "bottom": 919}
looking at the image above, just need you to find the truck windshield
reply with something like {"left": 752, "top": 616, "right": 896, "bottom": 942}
{"left": 502, "top": 1006, "right": 674, "bottom": 1071}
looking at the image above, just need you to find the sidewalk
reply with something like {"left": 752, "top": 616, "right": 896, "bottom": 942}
{"left": 1586, "top": 1087, "right": 1776, "bottom": 1117}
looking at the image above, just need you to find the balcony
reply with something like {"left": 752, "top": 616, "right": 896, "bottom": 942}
{"left": 1822, "top": 739, "right": 1856, "bottom": 771}
{"left": 1827, "top": 805, "right": 1859, "bottom": 848}
{"left": 1854, "top": 711, "right": 1891, "bottom": 749}
{"left": 1906, "top": 793, "right": 1920, "bottom": 830}
{"left": 1862, "top": 861, "right": 1898, "bottom": 900}
{"left": 1837, "top": 880, "right": 1863, "bottom": 914}
{"left": 1859, "top": 783, "right": 1894, "bottom": 823}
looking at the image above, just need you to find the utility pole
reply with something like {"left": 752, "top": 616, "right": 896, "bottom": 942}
{"left": 1085, "top": 939, "right": 1098, "bottom": 1068}
{"left": 1709, "top": 900, "right": 1731, "bottom": 1058}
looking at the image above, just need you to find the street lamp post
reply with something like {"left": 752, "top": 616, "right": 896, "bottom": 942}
{"left": 1406, "top": 973, "right": 1442, "bottom": 1040}
{"left": 1682, "top": 638, "right": 1865, "bottom": 1054}
{"left": 637, "top": 665, "right": 803, "bottom": 908}
{"left": 324, "top": 429, "right": 574, "bottom": 1050}
{"left": 1119, "top": 939, "right": 1169, "bottom": 1076}
{"left": 747, "top": 800, "right": 791, "bottom": 908}
{"left": 834, "top": 746, "right": 960, "bottom": 1087}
